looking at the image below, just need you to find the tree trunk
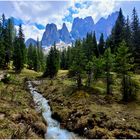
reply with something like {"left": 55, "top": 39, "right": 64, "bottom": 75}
{"left": 87, "top": 71, "right": 92, "bottom": 87}
{"left": 106, "top": 70, "right": 111, "bottom": 94}
{"left": 77, "top": 73, "right": 82, "bottom": 89}
{"left": 122, "top": 74, "right": 127, "bottom": 102}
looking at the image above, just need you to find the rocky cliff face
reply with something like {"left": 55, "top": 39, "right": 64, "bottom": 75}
{"left": 41, "top": 23, "right": 60, "bottom": 46}
{"left": 58, "top": 23, "right": 71, "bottom": 43}
{"left": 94, "top": 11, "right": 119, "bottom": 40}
{"left": 71, "top": 16, "right": 94, "bottom": 40}
{"left": 41, "top": 11, "right": 119, "bottom": 47}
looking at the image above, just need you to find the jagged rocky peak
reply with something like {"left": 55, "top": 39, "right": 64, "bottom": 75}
{"left": 71, "top": 16, "right": 94, "bottom": 40}
{"left": 41, "top": 23, "right": 60, "bottom": 46}
{"left": 59, "top": 23, "right": 71, "bottom": 43}
{"left": 40, "top": 11, "right": 119, "bottom": 47}
{"left": 94, "top": 11, "right": 119, "bottom": 40}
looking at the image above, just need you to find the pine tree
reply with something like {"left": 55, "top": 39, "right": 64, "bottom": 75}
{"left": 124, "top": 16, "right": 131, "bottom": 49}
{"left": 111, "top": 8, "right": 125, "bottom": 52}
{"left": 92, "top": 56, "right": 105, "bottom": 80}
{"left": 13, "top": 24, "right": 26, "bottom": 73}
{"left": 0, "top": 40, "right": 5, "bottom": 68}
{"left": 27, "top": 43, "right": 34, "bottom": 69}
{"left": 66, "top": 46, "right": 72, "bottom": 69}
{"left": 36, "top": 37, "right": 45, "bottom": 71}
{"left": 18, "top": 24, "right": 26, "bottom": 65}
{"left": 85, "top": 56, "right": 104, "bottom": 87}
{"left": 44, "top": 43, "right": 60, "bottom": 78}
{"left": 115, "top": 40, "right": 134, "bottom": 101}
{"left": 4, "top": 18, "right": 15, "bottom": 67}
{"left": 98, "top": 33, "right": 105, "bottom": 55}
{"left": 70, "top": 40, "right": 86, "bottom": 88}
{"left": 0, "top": 16, "right": 5, "bottom": 68}
{"left": 60, "top": 49, "right": 67, "bottom": 69}
{"left": 83, "top": 32, "right": 98, "bottom": 62}
{"left": 33, "top": 46, "right": 39, "bottom": 71}
{"left": 131, "top": 8, "right": 140, "bottom": 69}
{"left": 93, "top": 32, "right": 99, "bottom": 57}
{"left": 104, "top": 47, "right": 114, "bottom": 94}
{"left": 13, "top": 37, "right": 22, "bottom": 73}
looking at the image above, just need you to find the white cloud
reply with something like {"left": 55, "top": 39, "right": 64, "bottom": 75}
{"left": 72, "top": 0, "right": 120, "bottom": 23}
{"left": 0, "top": 1, "right": 122, "bottom": 40}
{"left": 15, "top": 24, "right": 44, "bottom": 41}
{"left": 23, "top": 25, "right": 44, "bottom": 41}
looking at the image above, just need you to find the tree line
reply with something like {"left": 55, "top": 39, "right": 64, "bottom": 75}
{"left": 44, "top": 8, "right": 140, "bottom": 102}
{"left": 0, "top": 14, "right": 45, "bottom": 73}
{"left": 0, "top": 8, "right": 139, "bottom": 102}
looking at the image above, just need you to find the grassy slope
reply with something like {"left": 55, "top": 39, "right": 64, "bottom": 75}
{"left": 0, "top": 69, "right": 46, "bottom": 139}
{"left": 38, "top": 70, "right": 140, "bottom": 139}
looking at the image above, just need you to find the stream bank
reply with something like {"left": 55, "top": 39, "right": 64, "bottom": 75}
{"left": 36, "top": 72, "right": 140, "bottom": 139}
{"left": 0, "top": 69, "right": 47, "bottom": 139}
{"left": 27, "top": 81, "right": 79, "bottom": 139}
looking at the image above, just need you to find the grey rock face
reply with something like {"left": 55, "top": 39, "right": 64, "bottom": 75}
{"left": 58, "top": 23, "right": 71, "bottom": 43}
{"left": 94, "top": 11, "right": 119, "bottom": 40}
{"left": 41, "top": 23, "right": 60, "bottom": 46}
{"left": 71, "top": 16, "right": 94, "bottom": 40}
{"left": 41, "top": 12, "right": 119, "bottom": 46}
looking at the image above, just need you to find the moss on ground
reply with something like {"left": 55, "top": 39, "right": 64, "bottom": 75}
{"left": 0, "top": 69, "right": 46, "bottom": 139}
{"left": 38, "top": 70, "right": 140, "bottom": 139}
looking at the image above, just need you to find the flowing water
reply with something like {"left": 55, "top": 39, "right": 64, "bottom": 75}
{"left": 27, "top": 81, "right": 79, "bottom": 139}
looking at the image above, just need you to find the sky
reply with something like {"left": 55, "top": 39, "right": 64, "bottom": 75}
{"left": 0, "top": 0, "right": 140, "bottom": 41}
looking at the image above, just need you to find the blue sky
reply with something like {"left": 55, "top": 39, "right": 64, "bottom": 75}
{"left": 0, "top": 0, "right": 140, "bottom": 40}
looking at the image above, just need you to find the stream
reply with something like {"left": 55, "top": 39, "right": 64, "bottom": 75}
{"left": 27, "top": 81, "right": 79, "bottom": 139}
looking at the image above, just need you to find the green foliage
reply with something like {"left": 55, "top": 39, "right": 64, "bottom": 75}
{"left": 131, "top": 8, "right": 140, "bottom": 69}
{"left": 83, "top": 32, "right": 98, "bottom": 60}
{"left": 121, "top": 75, "right": 139, "bottom": 102}
{"left": 115, "top": 40, "right": 135, "bottom": 101}
{"left": 13, "top": 37, "right": 23, "bottom": 73}
{"left": 0, "top": 14, "right": 15, "bottom": 69}
{"left": 13, "top": 25, "right": 26, "bottom": 73}
{"left": 92, "top": 56, "right": 105, "bottom": 80}
{"left": 115, "top": 40, "right": 134, "bottom": 75}
{"left": 60, "top": 49, "right": 67, "bottom": 70}
{"left": 110, "top": 8, "right": 125, "bottom": 53}
{"left": 44, "top": 43, "right": 60, "bottom": 78}
{"left": 70, "top": 40, "right": 86, "bottom": 88}
{"left": 85, "top": 56, "right": 104, "bottom": 87}
{"left": 27, "top": 43, "right": 34, "bottom": 69}
{"left": 98, "top": 33, "right": 105, "bottom": 55}
{"left": 0, "top": 40, "right": 5, "bottom": 68}
{"left": 27, "top": 38, "right": 45, "bottom": 72}
{"left": 124, "top": 16, "right": 131, "bottom": 49}
{"left": 104, "top": 47, "right": 114, "bottom": 94}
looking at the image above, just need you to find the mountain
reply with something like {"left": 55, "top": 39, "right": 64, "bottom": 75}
{"left": 41, "top": 23, "right": 60, "bottom": 46}
{"left": 11, "top": 11, "right": 119, "bottom": 47}
{"left": 58, "top": 23, "right": 71, "bottom": 43}
{"left": 25, "top": 38, "right": 37, "bottom": 47}
{"left": 71, "top": 16, "right": 94, "bottom": 40}
{"left": 71, "top": 12, "right": 119, "bottom": 41}
{"left": 37, "top": 11, "right": 119, "bottom": 47}
{"left": 94, "top": 11, "right": 119, "bottom": 40}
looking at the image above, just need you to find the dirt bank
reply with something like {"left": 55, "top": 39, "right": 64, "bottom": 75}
{"left": 0, "top": 69, "right": 47, "bottom": 139}
{"left": 38, "top": 70, "right": 140, "bottom": 139}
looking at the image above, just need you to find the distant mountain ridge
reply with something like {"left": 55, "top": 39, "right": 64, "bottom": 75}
{"left": 41, "top": 11, "right": 119, "bottom": 47}
{"left": 24, "top": 11, "right": 119, "bottom": 47}
{"left": 71, "top": 16, "right": 94, "bottom": 40}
